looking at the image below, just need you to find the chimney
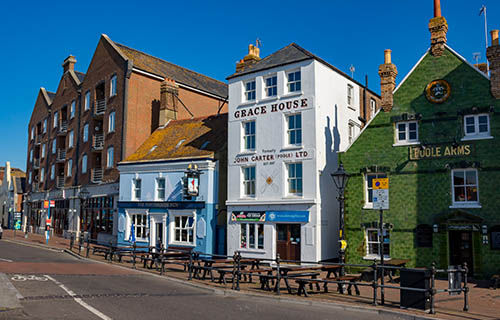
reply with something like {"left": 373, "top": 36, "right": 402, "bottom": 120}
{"left": 236, "top": 44, "right": 261, "bottom": 72}
{"left": 487, "top": 30, "right": 500, "bottom": 98}
{"left": 62, "top": 55, "right": 77, "bottom": 73}
{"left": 159, "top": 78, "right": 179, "bottom": 125}
{"left": 428, "top": 0, "right": 448, "bottom": 57}
{"left": 378, "top": 50, "right": 398, "bottom": 112}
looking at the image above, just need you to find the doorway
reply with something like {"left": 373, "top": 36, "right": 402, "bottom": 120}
{"left": 155, "top": 222, "right": 164, "bottom": 249}
{"left": 449, "top": 230, "right": 473, "bottom": 276}
{"left": 276, "top": 224, "right": 301, "bottom": 261}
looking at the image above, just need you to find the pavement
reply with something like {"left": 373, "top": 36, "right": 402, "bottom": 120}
{"left": 1, "top": 229, "right": 499, "bottom": 320}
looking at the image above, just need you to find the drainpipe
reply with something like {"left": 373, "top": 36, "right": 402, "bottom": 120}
{"left": 121, "top": 60, "right": 133, "bottom": 161}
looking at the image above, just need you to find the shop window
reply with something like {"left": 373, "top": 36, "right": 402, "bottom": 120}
{"left": 130, "top": 213, "right": 148, "bottom": 240}
{"left": 171, "top": 214, "right": 195, "bottom": 245}
{"left": 396, "top": 121, "right": 419, "bottom": 144}
{"left": 243, "top": 121, "right": 256, "bottom": 151}
{"left": 415, "top": 224, "right": 433, "bottom": 247}
{"left": 287, "top": 162, "right": 303, "bottom": 195}
{"left": 364, "top": 173, "right": 387, "bottom": 208}
{"left": 242, "top": 166, "right": 256, "bottom": 197}
{"left": 240, "top": 223, "right": 264, "bottom": 249}
{"left": 287, "top": 70, "right": 301, "bottom": 93}
{"left": 286, "top": 113, "right": 302, "bottom": 145}
{"left": 156, "top": 178, "right": 166, "bottom": 201}
{"left": 451, "top": 169, "right": 479, "bottom": 206}
{"left": 245, "top": 80, "right": 256, "bottom": 101}
{"left": 265, "top": 75, "right": 277, "bottom": 97}
{"left": 365, "top": 228, "right": 390, "bottom": 259}
{"left": 463, "top": 114, "right": 490, "bottom": 139}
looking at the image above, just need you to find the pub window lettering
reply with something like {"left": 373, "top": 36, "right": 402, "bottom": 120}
{"left": 240, "top": 223, "right": 264, "bottom": 249}
{"left": 365, "top": 173, "right": 387, "bottom": 207}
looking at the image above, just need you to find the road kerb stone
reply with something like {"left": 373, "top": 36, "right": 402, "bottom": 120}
{"left": 0, "top": 273, "right": 22, "bottom": 310}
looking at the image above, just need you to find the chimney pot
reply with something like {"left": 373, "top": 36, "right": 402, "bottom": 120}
{"left": 487, "top": 29, "right": 500, "bottom": 98}
{"left": 434, "top": 0, "right": 442, "bottom": 17}
{"left": 159, "top": 78, "right": 179, "bottom": 125}
{"left": 378, "top": 49, "right": 398, "bottom": 112}
{"left": 491, "top": 30, "right": 499, "bottom": 46}
{"left": 384, "top": 49, "right": 392, "bottom": 64}
{"left": 236, "top": 44, "right": 262, "bottom": 72}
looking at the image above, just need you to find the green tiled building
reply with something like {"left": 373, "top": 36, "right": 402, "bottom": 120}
{"left": 339, "top": 7, "right": 500, "bottom": 278}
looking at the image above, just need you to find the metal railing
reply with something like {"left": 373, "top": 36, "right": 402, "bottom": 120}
{"left": 56, "top": 176, "right": 65, "bottom": 188}
{"left": 56, "top": 149, "right": 66, "bottom": 162}
{"left": 95, "top": 99, "right": 106, "bottom": 115}
{"left": 57, "top": 120, "right": 68, "bottom": 135}
{"left": 35, "top": 135, "right": 42, "bottom": 145}
{"left": 91, "top": 167, "right": 103, "bottom": 183}
{"left": 31, "top": 182, "right": 39, "bottom": 192}
{"left": 92, "top": 133, "right": 104, "bottom": 150}
{"left": 33, "top": 158, "right": 40, "bottom": 169}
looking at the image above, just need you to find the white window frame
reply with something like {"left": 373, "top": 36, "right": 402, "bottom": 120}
{"left": 70, "top": 100, "right": 76, "bottom": 119}
{"left": 240, "top": 223, "right": 264, "bottom": 250}
{"left": 463, "top": 114, "right": 491, "bottom": 139}
{"left": 40, "top": 168, "right": 45, "bottom": 182}
{"left": 348, "top": 123, "right": 354, "bottom": 145}
{"left": 52, "top": 139, "right": 56, "bottom": 154}
{"left": 242, "top": 166, "right": 256, "bottom": 197}
{"left": 84, "top": 91, "right": 90, "bottom": 111}
{"left": 107, "top": 147, "right": 114, "bottom": 168}
{"left": 364, "top": 228, "right": 390, "bottom": 260}
{"left": 43, "top": 119, "right": 47, "bottom": 133}
{"left": 31, "top": 127, "right": 35, "bottom": 140}
{"left": 169, "top": 210, "right": 196, "bottom": 246}
{"left": 53, "top": 111, "right": 59, "bottom": 128}
{"left": 287, "top": 70, "right": 301, "bottom": 93}
{"left": 364, "top": 173, "right": 387, "bottom": 208}
{"left": 81, "top": 154, "right": 87, "bottom": 174}
{"left": 132, "top": 178, "right": 142, "bottom": 201}
{"left": 41, "top": 144, "right": 46, "bottom": 158}
{"left": 395, "top": 121, "right": 419, "bottom": 144}
{"left": 51, "top": 164, "right": 55, "bottom": 180}
{"left": 370, "top": 99, "right": 376, "bottom": 118}
{"left": 244, "top": 80, "right": 256, "bottom": 101}
{"left": 108, "top": 111, "right": 115, "bottom": 133}
{"left": 156, "top": 177, "right": 166, "bottom": 201}
{"left": 129, "top": 213, "right": 148, "bottom": 241}
{"left": 83, "top": 123, "right": 89, "bottom": 142}
{"left": 242, "top": 120, "right": 256, "bottom": 151}
{"left": 68, "top": 130, "right": 74, "bottom": 149}
{"left": 286, "top": 113, "right": 302, "bottom": 146}
{"left": 265, "top": 75, "right": 277, "bottom": 97}
{"left": 286, "top": 162, "right": 303, "bottom": 196}
{"left": 347, "top": 84, "right": 354, "bottom": 106}
{"left": 67, "top": 159, "right": 72, "bottom": 177}
{"left": 451, "top": 168, "right": 480, "bottom": 207}
{"left": 110, "top": 75, "right": 117, "bottom": 97}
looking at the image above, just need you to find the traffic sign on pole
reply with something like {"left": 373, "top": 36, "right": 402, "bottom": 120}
{"left": 372, "top": 178, "right": 389, "bottom": 210}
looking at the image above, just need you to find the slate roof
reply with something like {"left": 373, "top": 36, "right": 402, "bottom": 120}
{"left": 123, "top": 113, "right": 227, "bottom": 163}
{"left": 115, "top": 43, "right": 228, "bottom": 98}
{"left": 46, "top": 91, "right": 56, "bottom": 101}
{"left": 75, "top": 71, "right": 85, "bottom": 83}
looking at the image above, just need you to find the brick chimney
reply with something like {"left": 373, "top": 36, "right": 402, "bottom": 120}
{"left": 159, "top": 78, "right": 179, "bottom": 125}
{"left": 62, "top": 55, "right": 77, "bottom": 73}
{"left": 487, "top": 30, "right": 500, "bottom": 98}
{"left": 378, "top": 49, "right": 398, "bottom": 112}
{"left": 236, "top": 44, "right": 261, "bottom": 72}
{"left": 428, "top": 0, "right": 448, "bottom": 57}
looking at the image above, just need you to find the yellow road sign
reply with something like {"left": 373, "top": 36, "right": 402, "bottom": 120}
{"left": 373, "top": 178, "right": 389, "bottom": 190}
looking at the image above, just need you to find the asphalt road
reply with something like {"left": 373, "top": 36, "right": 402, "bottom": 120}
{"left": 0, "top": 241, "right": 404, "bottom": 320}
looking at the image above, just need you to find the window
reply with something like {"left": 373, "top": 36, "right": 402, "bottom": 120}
{"left": 240, "top": 223, "right": 264, "bottom": 249}
{"left": 67, "top": 159, "right": 72, "bottom": 177}
{"left": 51, "top": 164, "right": 55, "bottom": 180}
{"left": 52, "top": 139, "right": 56, "bottom": 154}
{"left": 110, "top": 75, "right": 117, "bottom": 96}
{"left": 265, "top": 75, "right": 277, "bottom": 97}
{"left": 84, "top": 91, "right": 90, "bottom": 111}
{"left": 464, "top": 114, "right": 490, "bottom": 138}
{"left": 31, "top": 127, "right": 35, "bottom": 140}
{"left": 452, "top": 169, "right": 479, "bottom": 206}
{"left": 287, "top": 113, "right": 302, "bottom": 145}
{"left": 43, "top": 119, "right": 47, "bottom": 133}
{"left": 365, "top": 173, "right": 387, "bottom": 207}
{"left": 243, "top": 166, "right": 256, "bottom": 197}
{"left": 53, "top": 111, "right": 59, "bottom": 128}
{"left": 70, "top": 100, "right": 75, "bottom": 119}
{"left": 287, "top": 70, "right": 301, "bottom": 92}
{"left": 41, "top": 144, "right": 46, "bottom": 158}
{"left": 29, "top": 149, "right": 33, "bottom": 162}
{"left": 347, "top": 84, "right": 354, "bottom": 106}
{"left": 365, "top": 228, "right": 390, "bottom": 259}
{"left": 28, "top": 171, "right": 32, "bottom": 184}
{"left": 107, "top": 147, "right": 114, "bottom": 168}
{"left": 132, "top": 179, "right": 142, "bottom": 200}
{"left": 370, "top": 99, "right": 376, "bottom": 118}
{"left": 68, "top": 130, "right": 74, "bottom": 148}
{"left": 348, "top": 123, "right": 354, "bottom": 144}
{"left": 287, "top": 162, "right": 303, "bottom": 195}
{"left": 243, "top": 121, "right": 256, "bottom": 150}
{"left": 396, "top": 121, "right": 418, "bottom": 143}
{"left": 156, "top": 178, "right": 166, "bottom": 201}
{"left": 108, "top": 112, "right": 115, "bottom": 132}
{"left": 82, "top": 154, "right": 87, "bottom": 174}
{"left": 130, "top": 214, "right": 148, "bottom": 240}
{"left": 83, "top": 123, "right": 89, "bottom": 142}
{"left": 40, "top": 168, "right": 45, "bottom": 182}
{"left": 245, "top": 80, "right": 256, "bottom": 101}
{"left": 172, "top": 214, "right": 195, "bottom": 245}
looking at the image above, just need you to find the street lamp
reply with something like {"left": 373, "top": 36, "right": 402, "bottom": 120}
{"left": 331, "top": 162, "right": 350, "bottom": 275}
{"left": 78, "top": 187, "right": 90, "bottom": 238}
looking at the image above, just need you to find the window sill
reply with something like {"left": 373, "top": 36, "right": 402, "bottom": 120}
{"left": 449, "top": 203, "right": 482, "bottom": 209}
{"left": 282, "top": 91, "right": 303, "bottom": 98}
{"left": 168, "top": 242, "right": 196, "bottom": 247}
{"left": 393, "top": 141, "right": 420, "bottom": 147}
{"left": 281, "top": 145, "right": 303, "bottom": 151}
{"left": 237, "top": 249, "right": 266, "bottom": 254}
{"left": 461, "top": 135, "right": 493, "bottom": 141}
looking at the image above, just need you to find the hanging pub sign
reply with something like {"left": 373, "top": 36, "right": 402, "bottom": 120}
{"left": 409, "top": 143, "right": 474, "bottom": 160}
{"left": 183, "top": 164, "right": 200, "bottom": 199}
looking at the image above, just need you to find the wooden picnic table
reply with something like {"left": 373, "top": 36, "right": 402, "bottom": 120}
{"left": 380, "top": 258, "right": 410, "bottom": 282}
{"left": 273, "top": 264, "right": 340, "bottom": 294}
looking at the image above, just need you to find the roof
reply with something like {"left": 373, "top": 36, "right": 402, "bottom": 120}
{"left": 14, "top": 177, "right": 26, "bottom": 194}
{"left": 122, "top": 113, "right": 227, "bottom": 163}
{"left": 46, "top": 91, "right": 56, "bottom": 101}
{"left": 226, "top": 43, "right": 380, "bottom": 96}
{"left": 75, "top": 71, "right": 85, "bottom": 83}
{"left": 114, "top": 42, "right": 228, "bottom": 98}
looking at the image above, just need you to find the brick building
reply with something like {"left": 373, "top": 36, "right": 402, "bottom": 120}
{"left": 26, "top": 34, "right": 227, "bottom": 241}
{"left": 0, "top": 162, "right": 26, "bottom": 229}
{"left": 339, "top": 1, "right": 500, "bottom": 278}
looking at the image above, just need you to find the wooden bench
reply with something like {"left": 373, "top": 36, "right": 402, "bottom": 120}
{"left": 336, "top": 275, "right": 361, "bottom": 295}
{"left": 239, "top": 268, "right": 273, "bottom": 283}
{"left": 492, "top": 274, "right": 499, "bottom": 290}
{"left": 295, "top": 278, "right": 330, "bottom": 297}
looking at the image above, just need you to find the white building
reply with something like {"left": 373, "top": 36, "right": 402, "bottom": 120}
{"left": 226, "top": 44, "right": 380, "bottom": 262}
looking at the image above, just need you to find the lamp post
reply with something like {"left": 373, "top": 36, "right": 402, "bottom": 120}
{"left": 78, "top": 187, "right": 90, "bottom": 239}
{"left": 331, "top": 163, "right": 350, "bottom": 276}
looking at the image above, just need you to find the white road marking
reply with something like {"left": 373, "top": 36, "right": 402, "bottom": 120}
{"left": 45, "top": 275, "right": 112, "bottom": 320}
{"left": 0, "top": 257, "right": 13, "bottom": 262}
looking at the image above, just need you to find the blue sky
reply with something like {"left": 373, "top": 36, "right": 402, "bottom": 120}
{"left": 1, "top": 0, "right": 499, "bottom": 170}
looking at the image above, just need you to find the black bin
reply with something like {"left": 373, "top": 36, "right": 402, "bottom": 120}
{"left": 400, "top": 268, "right": 431, "bottom": 311}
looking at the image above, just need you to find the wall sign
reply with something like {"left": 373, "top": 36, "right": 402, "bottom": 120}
{"left": 231, "top": 210, "right": 310, "bottom": 223}
{"left": 232, "top": 97, "right": 313, "bottom": 120}
{"left": 409, "top": 144, "right": 473, "bottom": 160}
{"left": 425, "top": 79, "right": 451, "bottom": 103}
{"left": 232, "top": 148, "right": 314, "bottom": 166}
{"left": 231, "top": 211, "right": 266, "bottom": 222}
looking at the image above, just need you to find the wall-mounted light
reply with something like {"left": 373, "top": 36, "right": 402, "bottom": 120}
{"left": 433, "top": 224, "right": 439, "bottom": 233}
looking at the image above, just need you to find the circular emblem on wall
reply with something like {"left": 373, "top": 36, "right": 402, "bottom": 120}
{"left": 425, "top": 79, "right": 451, "bottom": 103}
{"left": 266, "top": 177, "right": 273, "bottom": 185}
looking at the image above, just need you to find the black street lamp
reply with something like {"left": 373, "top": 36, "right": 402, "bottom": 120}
{"left": 331, "top": 163, "right": 350, "bottom": 276}
{"left": 78, "top": 187, "right": 90, "bottom": 237}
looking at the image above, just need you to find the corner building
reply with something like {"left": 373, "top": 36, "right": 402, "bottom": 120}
{"left": 226, "top": 44, "right": 380, "bottom": 262}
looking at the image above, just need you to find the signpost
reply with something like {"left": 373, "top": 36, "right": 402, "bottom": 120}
{"left": 44, "top": 200, "right": 54, "bottom": 244}
{"left": 372, "top": 178, "right": 389, "bottom": 305}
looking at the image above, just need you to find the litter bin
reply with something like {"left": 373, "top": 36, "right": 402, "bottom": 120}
{"left": 400, "top": 268, "right": 431, "bottom": 311}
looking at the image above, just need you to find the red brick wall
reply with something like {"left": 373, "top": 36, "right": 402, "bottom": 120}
{"left": 358, "top": 89, "right": 381, "bottom": 126}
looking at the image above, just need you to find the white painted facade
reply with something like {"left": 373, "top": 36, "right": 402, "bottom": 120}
{"left": 226, "top": 58, "right": 364, "bottom": 262}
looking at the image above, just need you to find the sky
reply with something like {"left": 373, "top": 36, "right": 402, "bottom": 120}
{"left": 1, "top": 0, "right": 499, "bottom": 171}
